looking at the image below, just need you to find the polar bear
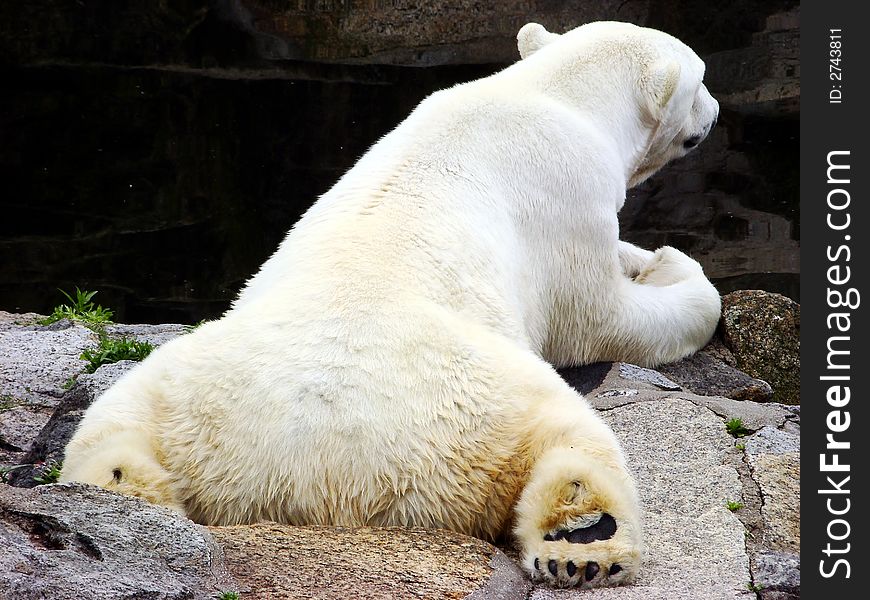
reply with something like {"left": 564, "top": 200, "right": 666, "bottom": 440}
{"left": 60, "top": 21, "right": 720, "bottom": 588}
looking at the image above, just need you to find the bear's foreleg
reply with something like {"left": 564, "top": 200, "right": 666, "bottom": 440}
{"left": 617, "top": 240, "right": 655, "bottom": 279}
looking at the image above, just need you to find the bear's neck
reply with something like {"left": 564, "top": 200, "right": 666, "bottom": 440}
{"left": 492, "top": 61, "right": 654, "bottom": 191}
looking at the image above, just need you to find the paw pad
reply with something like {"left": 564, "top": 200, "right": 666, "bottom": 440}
{"left": 531, "top": 556, "right": 620, "bottom": 586}
{"left": 548, "top": 559, "right": 558, "bottom": 576}
{"left": 566, "top": 561, "right": 577, "bottom": 577}
{"left": 543, "top": 512, "right": 617, "bottom": 543}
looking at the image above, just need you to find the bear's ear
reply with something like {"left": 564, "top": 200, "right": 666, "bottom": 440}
{"left": 642, "top": 60, "right": 681, "bottom": 121}
{"left": 517, "top": 23, "right": 560, "bottom": 59}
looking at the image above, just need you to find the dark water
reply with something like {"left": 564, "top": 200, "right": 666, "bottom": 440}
{"left": 1, "top": 61, "right": 798, "bottom": 324}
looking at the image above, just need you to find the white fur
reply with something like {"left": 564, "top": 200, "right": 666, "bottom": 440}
{"left": 61, "top": 21, "right": 720, "bottom": 588}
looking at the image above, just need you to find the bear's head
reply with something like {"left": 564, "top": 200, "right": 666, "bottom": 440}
{"left": 516, "top": 21, "right": 719, "bottom": 188}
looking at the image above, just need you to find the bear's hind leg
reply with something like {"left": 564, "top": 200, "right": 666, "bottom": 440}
{"left": 513, "top": 402, "right": 643, "bottom": 588}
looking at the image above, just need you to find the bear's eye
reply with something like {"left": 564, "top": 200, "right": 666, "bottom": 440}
{"left": 112, "top": 468, "right": 123, "bottom": 482}
{"left": 683, "top": 135, "right": 701, "bottom": 149}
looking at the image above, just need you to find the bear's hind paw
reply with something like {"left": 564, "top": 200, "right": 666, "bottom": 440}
{"left": 543, "top": 512, "right": 617, "bottom": 543}
{"left": 527, "top": 552, "right": 626, "bottom": 588}
{"left": 520, "top": 513, "right": 638, "bottom": 588}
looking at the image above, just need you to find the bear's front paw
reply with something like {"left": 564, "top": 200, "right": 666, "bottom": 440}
{"left": 634, "top": 245, "right": 703, "bottom": 287}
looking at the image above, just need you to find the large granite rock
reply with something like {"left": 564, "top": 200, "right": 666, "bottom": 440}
{"left": 0, "top": 483, "right": 236, "bottom": 599}
{"left": 0, "top": 315, "right": 96, "bottom": 408}
{"left": 658, "top": 350, "right": 773, "bottom": 402}
{"left": 583, "top": 398, "right": 754, "bottom": 600}
{"left": 209, "top": 523, "right": 530, "bottom": 599}
{"left": 742, "top": 426, "right": 800, "bottom": 600}
{"left": 719, "top": 291, "right": 800, "bottom": 404}
{"left": 0, "top": 483, "right": 529, "bottom": 600}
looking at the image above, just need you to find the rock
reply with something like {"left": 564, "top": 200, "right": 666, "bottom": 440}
{"left": 0, "top": 482, "right": 531, "bottom": 600}
{"left": 618, "top": 364, "right": 682, "bottom": 391}
{"left": 744, "top": 426, "right": 800, "bottom": 456}
{"left": 700, "top": 336, "right": 738, "bottom": 367}
{"left": 5, "top": 385, "right": 95, "bottom": 487}
{"left": 658, "top": 351, "right": 773, "bottom": 401}
{"left": 0, "top": 404, "right": 53, "bottom": 453}
{"left": 234, "top": 0, "right": 649, "bottom": 66}
{"left": 749, "top": 453, "right": 799, "bottom": 555}
{"left": 75, "top": 360, "right": 140, "bottom": 399}
{"left": 752, "top": 550, "right": 800, "bottom": 598}
{"left": 703, "top": 7, "right": 800, "bottom": 116}
{"left": 596, "top": 389, "right": 639, "bottom": 399}
{"left": 0, "top": 314, "right": 97, "bottom": 407}
{"left": 0, "top": 312, "right": 42, "bottom": 329}
{"left": 584, "top": 399, "right": 753, "bottom": 599}
{"left": 0, "top": 483, "right": 237, "bottom": 599}
{"left": 0, "top": 2, "right": 211, "bottom": 67}
{"left": 103, "top": 323, "right": 190, "bottom": 347}
{"left": 720, "top": 291, "right": 800, "bottom": 404}
{"left": 209, "top": 524, "right": 531, "bottom": 600}
{"left": 688, "top": 398, "right": 794, "bottom": 433}
{"left": 740, "top": 427, "right": 799, "bottom": 599}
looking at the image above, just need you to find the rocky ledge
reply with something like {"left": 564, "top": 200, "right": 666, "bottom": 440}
{"left": 0, "top": 291, "right": 799, "bottom": 599}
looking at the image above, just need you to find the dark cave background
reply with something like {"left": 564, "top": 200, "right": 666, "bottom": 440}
{"left": 0, "top": 0, "right": 799, "bottom": 324}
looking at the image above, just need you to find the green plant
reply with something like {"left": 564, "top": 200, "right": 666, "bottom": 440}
{"left": 33, "top": 460, "right": 63, "bottom": 485}
{"left": 747, "top": 582, "right": 764, "bottom": 592}
{"left": 726, "top": 500, "right": 744, "bottom": 512}
{"left": 217, "top": 592, "right": 240, "bottom": 600}
{"left": 81, "top": 337, "right": 154, "bottom": 374}
{"left": 38, "top": 287, "right": 114, "bottom": 326}
{"left": 61, "top": 376, "right": 77, "bottom": 391}
{"left": 735, "top": 442, "right": 746, "bottom": 451}
{"left": 725, "top": 417, "right": 750, "bottom": 438}
{"left": 0, "top": 464, "right": 30, "bottom": 484}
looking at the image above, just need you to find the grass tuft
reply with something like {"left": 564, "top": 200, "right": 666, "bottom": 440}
{"left": 33, "top": 460, "right": 63, "bottom": 485}
{"left": 725, "top": 417, "right": 751, "bottom": 438}
{"left": 38, "top": 287, "right": 114, "bottom": 326}
{"left": 81, "top": 336, "right": 154, "bottom": 374}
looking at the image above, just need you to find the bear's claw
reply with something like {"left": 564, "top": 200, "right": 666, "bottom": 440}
{"left": 533, "top": 557, "right": 620, "bottom": 586}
